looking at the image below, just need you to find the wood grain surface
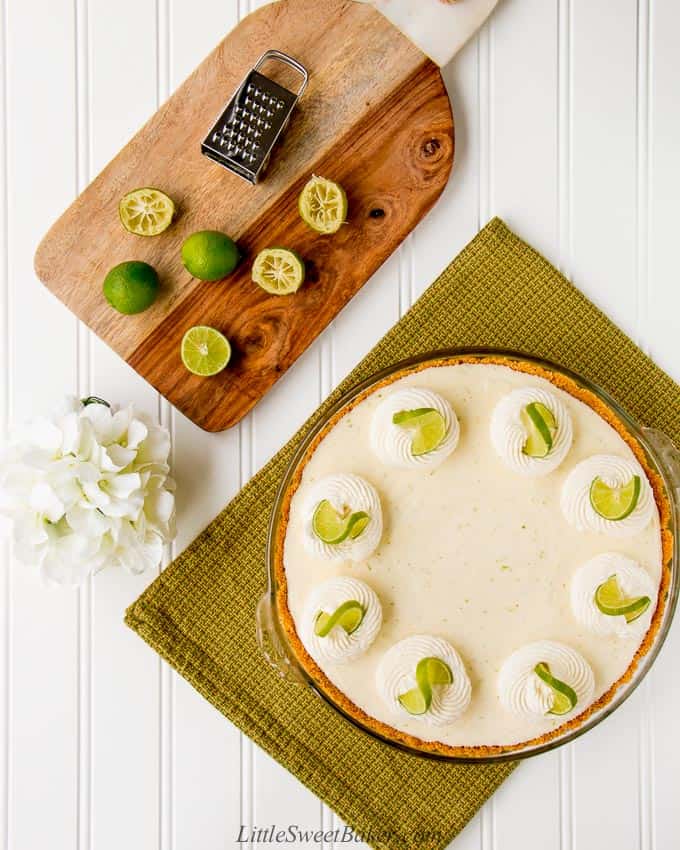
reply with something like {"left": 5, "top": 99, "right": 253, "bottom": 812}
{"left": 34, "top": 0, "right": 453, "bottom": 431}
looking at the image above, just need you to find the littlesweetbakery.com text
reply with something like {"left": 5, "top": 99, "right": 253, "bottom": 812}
{"left": 236, "top": 824, "right": 446, "bottom": 845}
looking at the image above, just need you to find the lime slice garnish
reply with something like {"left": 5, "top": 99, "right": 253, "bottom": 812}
{"left": 398, "top": 656, "right": 453, "bottom": 716}
{"left": 314, "top": 600, "right": 365, "bottom": 637}
{"left": 118, "top": 187, "right": 175, "bottom": 236}
{"left": 589, "top": 475, "right": 641, "bottom": 521}
{"left": 392, "top": 408, "right": 447, "bottom": 456}
{"left": 103, "top": 261, "right": 159, "bottom": 314}
{"left": 298, "top": 175, "right": 347, "bottom": 235}
{"left": 181, "top": 230, "right": 240, "bottom": 281}
{"left": 180, "top": 326, "right": 231, "bottom": 376}
{"left": 534, "top": 661, "right": 578, "bottom": 716}
{"left": 312, "top": 500, "right": 370, "bottom": 545}
{"left": 521, "top": 402, "right": 557, "bottom": 458}
{"left": 252, "top": 247, "right": 305, "bottom": 295}
{"left": 594, "top": 574, "right": 652, "bottom": 623}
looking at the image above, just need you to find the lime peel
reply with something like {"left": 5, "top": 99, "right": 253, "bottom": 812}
{"left": 521, "top": 402, "right": 557, "bottom": 458}
{"left": 314, "top": 600, "right": 365, "bottom": 638}
{"left": 534, "top": 661, "right": 578, "bottom": 716}
{"left": 589, "top": 475, "right": 641, "bottom": 521}
{"left": 398, "top": 657, "right": 453, "bottom": 716}
{"left": 312, "top": 500, "right": 369, "bottom": 545}
{"left": 392, "top": 407, "right": 446, "bottom": 456}
{"left": 594, "top": 574, "right": 651, "bottom": 623}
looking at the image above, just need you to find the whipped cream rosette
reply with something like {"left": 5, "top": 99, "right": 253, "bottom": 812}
{"left": 301, "top": 473, "right": 382, "bottom": 562}
{"left": 490, "top": 387, "right": 573, "bottom": 475}
{"left": 370, "top": 387, "right": 459, "bottom": 469}
{"left": 300, "top": 576, "right": 382, "bottom": 664}
{"left": 377, "top": 635, "right": 471, "bottom": 725}
{"left": 498, "top": 641, "right": 595, "bottom": 719}
{"left": 561, "top": 455, "right": 654, "bottom": 537}
{"left": 571, "top": 553, "right": 656, "bottom": 638}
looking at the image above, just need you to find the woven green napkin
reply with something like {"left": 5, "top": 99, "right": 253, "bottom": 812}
{"left": 126, "top": 218, "right": 680, "bottom": 850}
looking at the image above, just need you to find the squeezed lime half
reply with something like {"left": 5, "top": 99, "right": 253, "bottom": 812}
{"left": 252, "top": 247, "right": 305, "bottom": 295}
{"left": 119, "top": 187, "right": 175, "bottom": 236}
{"left": 298, "top": 175, "right": 347, "bottom": 235}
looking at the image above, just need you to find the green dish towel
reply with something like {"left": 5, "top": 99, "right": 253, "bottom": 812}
{"left": 126, "top": 218, "right": 680, "bottom": 850}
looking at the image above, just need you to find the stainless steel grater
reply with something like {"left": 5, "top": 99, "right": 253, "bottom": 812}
{"left": 201, "top": 50, "right": 308, "bottom": 185}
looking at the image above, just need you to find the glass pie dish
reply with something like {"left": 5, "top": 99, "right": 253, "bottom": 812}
{"left": 256, "top": 349, "right": 680, "bottom": 762}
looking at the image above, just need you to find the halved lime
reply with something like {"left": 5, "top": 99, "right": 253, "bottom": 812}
{"left": 594, "top": 574, "right": 652, "bottom": 623}
{"left": 392, "top": 407, "right": 446, "bottom": 456}
{"left": 181, "top": 230, "right": 240, "bottom": 281}
{"left": 534, "top": 661, "right": 578, "bottom": 716}
{"left": 103, "top": 261, "right": 159, "bottom": 314}
{"left": 180, "top": 326, "right": 231, "bottom": 376}
{"left": 589, "top": 475, "right": 641, "bottom": 521}
{"left": 298, "top": 175, "right": 347, "bottom": 235}
{"left": 312, "top": 500, "right": 369, "bottom": 545}
{"left": 119, "top": 187, "right": 175, "bottom": 236}
{"left": 398, "top": 656, "right": 453, "bottom": 716}
{"left": 521, "top": 402, "right": 557, "bottom": 458}
{"left": 314, "top": 600, "right": 365, "bottom": 637}
{"left": 252, "top": 247, "right": 305, "bottom": 295}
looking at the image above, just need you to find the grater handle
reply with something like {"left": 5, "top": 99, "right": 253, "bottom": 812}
{"left": 254, "top": 49, "right": 309, "bottom": 98}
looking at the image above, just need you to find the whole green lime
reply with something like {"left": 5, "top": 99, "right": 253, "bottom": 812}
{"left": 181, "top": 230, "right": 240, "bottom": 281}
{"left": 103, "top": 261, "right": 159, "bottom": 314}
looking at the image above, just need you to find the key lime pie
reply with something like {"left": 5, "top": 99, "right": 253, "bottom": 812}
{"left": 272, "top": 355, "right": 673, "bottom": 757}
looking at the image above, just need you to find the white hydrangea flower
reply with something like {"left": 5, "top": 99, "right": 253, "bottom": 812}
{"left": 0, "top": 396, "right": 176, "bottom": 586}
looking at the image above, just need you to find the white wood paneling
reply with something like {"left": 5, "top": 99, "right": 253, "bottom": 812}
{"left": 1, "top": 1, "right": 680, "bottom": 849}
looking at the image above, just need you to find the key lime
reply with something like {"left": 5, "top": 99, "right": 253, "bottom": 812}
{"left": 103, "top": 261, "right": 159, "bottom": 314}
{"left": 398, "top": 656, "right": 453, "bottom": 716}
{"left": 589, "top": 475, "right": 641, "bottom": 521}
{"left": 521, "top": 401, "right": 557, "bottom": 458}
{"left": 312, "top": 500, "right": 370, "bottom": 545}
{"left": 314, "top": 600, "right": 365, "bottom": 637}
{"left": 298, "top": 175, "right": 347, "bottom": 235}
{"left": 181, "top": 230, "right": 240, "bottom": 281}
{"left": 594, "top": 574, "right": 652, "bottom": 623}
{"left": 534, "top": 661, "right": 578, "bottom": 715}
{"left": 180, "top": 326, "right": 231, "bottom": 376}
{"left": 392, "top": 407, "right": 446, "bottom": 456}
{"left": 118, "top": 187, "right": 175, "bottom": 236}
{"left": 251, "top": 247, "right": 305, "bottom": 295}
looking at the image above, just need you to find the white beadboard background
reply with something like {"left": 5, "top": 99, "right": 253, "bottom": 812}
{"left": 1, "top": 0, "right": 679, "bottom": 848}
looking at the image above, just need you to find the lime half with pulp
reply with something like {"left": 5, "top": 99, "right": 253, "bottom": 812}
{"left": 298, "top": 175, "right": 347, "bottom": 235}
{"left": 392, "top": 407, "right": 446, "bottom": 456}
{"left": 521, "top": 402, "right": 557, "bottom": 458}
{"left": 594, "top": 574, "right": 651, "bottom": 623}
{"left": 312, "top": 500, "right": 369, "bottom": 545}
{"left": 589, "top": 475, "right": 641, "bottom": 521}
{"left": 314, "top": 600, "right": 365, "bottom": 637}
{"left": 252, "top": 247, "right": 305, "bottom": 295}
{"left": 103, "top": 261, "right": 159, "bottom": 314}
{"left": 181, "top": 326, "right": 231, "bottom": 376}
{"left": 119, "top": 187, "right": 175, "bottom": 236}
{"left": 534, "top": 661, "right": 578, "bottom": 715}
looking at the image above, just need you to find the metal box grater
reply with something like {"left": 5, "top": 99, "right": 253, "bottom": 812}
{"left": 201, "top": 50, "right": 308, "bottom": 185}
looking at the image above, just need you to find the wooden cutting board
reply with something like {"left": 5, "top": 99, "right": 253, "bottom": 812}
{"left": 34, "top": 0, "right": 453, "bottom": 431}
